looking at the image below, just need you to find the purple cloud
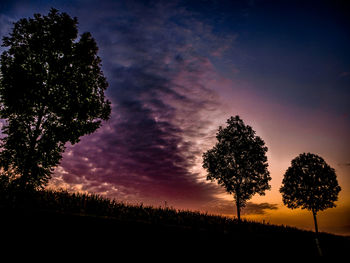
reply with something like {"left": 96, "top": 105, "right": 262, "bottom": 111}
{"left": 49, "top": 1, "right": 225, "bottom": 208}
{"left": 24, "top": 0, "right": 277, "bottom": 214}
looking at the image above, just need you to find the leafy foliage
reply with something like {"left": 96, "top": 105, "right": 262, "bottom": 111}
{"left": 202, "top": 116, "right": 271, "bottom": 220}
{"left": 0, "top": 9, "right": 111, "bottom": 189}
{"left": 280, "top": 153, "right": 341, "bottom": 213}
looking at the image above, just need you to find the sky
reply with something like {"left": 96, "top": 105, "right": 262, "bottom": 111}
{"left": 0, "top": 0, "right": 349, "bottom": 235}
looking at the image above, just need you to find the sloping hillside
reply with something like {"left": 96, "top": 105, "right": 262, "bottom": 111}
{"left": 1, "top": 189, "right": 348, "bottom": 257}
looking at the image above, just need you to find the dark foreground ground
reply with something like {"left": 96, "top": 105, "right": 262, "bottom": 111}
{"left": 1, "top": 207, "right": 349, "bottom": 258}
{"left": 0, "top": 189, "right": 348, "bottom": 258}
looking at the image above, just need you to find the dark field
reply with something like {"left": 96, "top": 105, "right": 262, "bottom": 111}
{"left": 1, "top": 189, "right": 348, "bottom": 257}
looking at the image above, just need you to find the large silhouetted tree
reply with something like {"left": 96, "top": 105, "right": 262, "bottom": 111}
{"left": 202, "top": 116, "right": 271, "bottom": 221}
{"left": 0, "top": 9, "right": 111, "bottom": 189}
{"left": 280, "top": 153, "right": 341, "bottom": 236}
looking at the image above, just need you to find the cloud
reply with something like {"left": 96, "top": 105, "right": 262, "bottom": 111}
{"left": 199, "top": 199, "right": 278, "bottom": 216}
{"left": 49, "top": 0, "right": 233, "bottom": 209}
{"left": 338, "top": 162, "right": 350, "bottom": 167}
{"left": 244, "top": 202, "right": 278, "bottom": 215}
{"left": 339, "top": 71, "right": 350, "bottom": 78}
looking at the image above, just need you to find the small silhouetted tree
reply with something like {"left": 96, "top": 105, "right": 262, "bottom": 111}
{"left": 202, "top": 116, "right": 271, "bottom": 221}
{"left": 0, "top": 9, "right": 111, "bottom": 189}
{"left": 280, "top": 153, "right": 341, "bottom": 236}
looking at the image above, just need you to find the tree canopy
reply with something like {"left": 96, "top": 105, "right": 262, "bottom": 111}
{"left": 280, "top": 153, "right": 341, "bottom": 213}
{"left": 202, "top": 116, "right": 271, "bottom": 221}
{"left": 280, "top": 152, "right": 341, "bottom": 241}
{"left": 0, "top": 8, "right": 111, "bottom": 189}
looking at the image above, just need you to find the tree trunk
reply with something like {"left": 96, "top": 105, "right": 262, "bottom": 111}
{"left": 21, "top": 108, "right": 45, "bottom": 188}
{"left": 312, "top": 209, "right": 319, "bottom": 236}
{"left": 236, "top": 196, "right": 241, "bottom": 222}
{"left": 312, "top": 209, "right": 323, "bottom": 256}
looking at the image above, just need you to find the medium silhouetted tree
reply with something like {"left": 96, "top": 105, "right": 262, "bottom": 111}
{"left": 202, "top": 116, "right": 271, "bottom": 221}
{"left": 280, "top": 153, "right": 341, "bottom": 236}
{"left": 0, "top": 9, "right": 111, "bottom": 189}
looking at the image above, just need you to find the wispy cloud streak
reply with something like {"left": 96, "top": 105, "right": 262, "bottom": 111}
{"left": 50, "top": 1, "right": 227, "bottom": 208}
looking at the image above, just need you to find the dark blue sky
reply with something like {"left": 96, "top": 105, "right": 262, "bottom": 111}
{"left": 188, "top": 0, "right": 350, "bottom": 113}
{"left": 0, "top": 0, "right": 349, "bottom": 234}
{"left": 1, "top": 0, "right": 349, "bottom": 114}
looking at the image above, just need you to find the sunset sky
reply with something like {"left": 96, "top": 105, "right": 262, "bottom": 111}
{"left": 0, "top": 0, "right": 349, "bottom": 235}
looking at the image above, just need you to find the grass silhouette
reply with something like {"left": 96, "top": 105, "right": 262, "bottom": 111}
{"left": 0, "top": 188, "right": 348, "bottom": 257}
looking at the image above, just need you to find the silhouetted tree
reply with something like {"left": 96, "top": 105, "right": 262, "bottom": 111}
{"left": 0, "top": 9, "right": 111, "bottom": 190}
{"left": 280, "top": 153, "right": 341, "bottom": 236}
{"left": 202, "top": 116, "right": 271, "bottom": 221}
